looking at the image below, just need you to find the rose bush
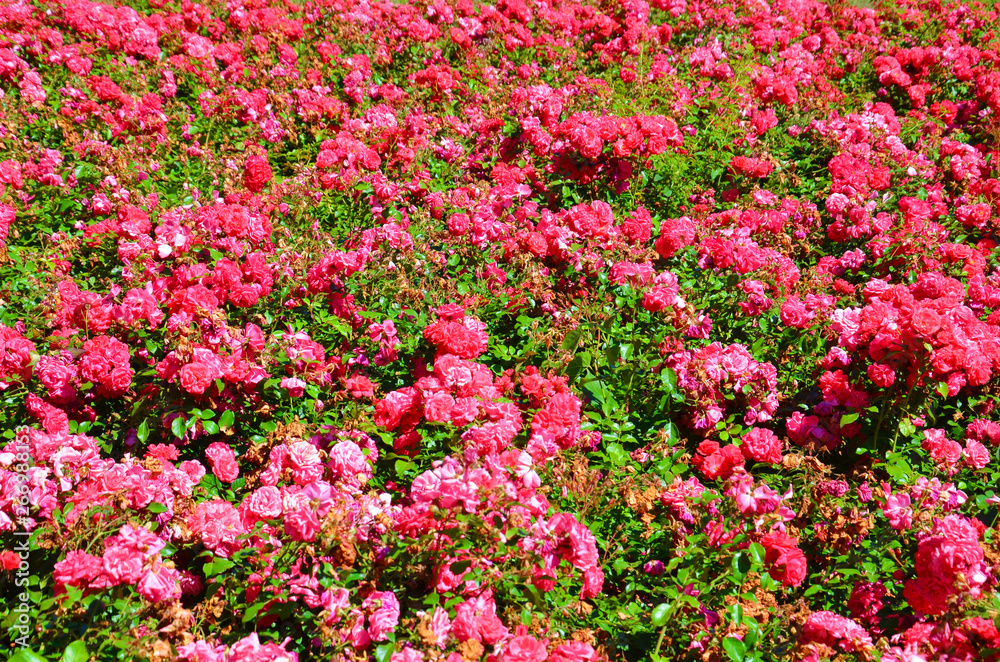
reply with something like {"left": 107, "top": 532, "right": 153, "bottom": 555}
{"left": 1, "top": 0, "right": 1000, "bottom": 660}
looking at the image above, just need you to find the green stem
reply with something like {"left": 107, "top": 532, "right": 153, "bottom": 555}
{"left": 891, "top": 370, "right": 924, "bottom": 454}
{"left": 652, "top": 626, "right": 666, "bottom": 659}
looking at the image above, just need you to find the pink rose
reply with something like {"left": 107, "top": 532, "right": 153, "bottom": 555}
{"left": 103, "top": 545, "right": 144, "bottom": 584}
{"left": 284, "top": 506, "right": 320, "bottom": 542}
{"left": 910, "top": 306, "right": 942, "bottom": 336}
{"left": 37, "top": 356, "right": 75, "bottom": 391}
{"left": 328, "top": 440, "right": 371, "bottom": 489}
{"left": 281, "top": 376, "right": 307, "bottom": 397}
{"left": 374, "top": 388, "right": 421, "bottom": 430}
{"left": 424, "top": 392, "right": 456, "bottom": 423}
{"left": 642, "top": 287, "right": 673, "bottom": 313}
{"left": 779, "top": 297, "right": 812, "bottom": 328}
{"left": 619, "top": 207, "right": 651, "bottom": 244}
{"left": 177, "top": 641, "right": 225, "bottom": 662}
{"left": 761, "top": 532, "right": 807, "bottom": 587}
{"left": 346, "top": 374, "right": 375, "bottom": 398}
{"left": 205, "top": 442, "right": 240, "bottom": 483}
{"left": 179, "top": 362, "right": 221, "bottom": 395}
{"left": 106, "top": 366, "right": 133, "bottom": 395}
{"left": 286, "top": 440, "right": 325, "bottom": 484}
{"left": 53, "top": 550, "right": 104, "bottom": 588}
{"left": 903, "top": 514, "right": 988, "bottom": 615}
{"left": 365, "top": 591, "right": 400, "bottom": 641}
{"left": 448, "top": 213, "right": 470, "bottom": 236}
{"left": 188, "top": 500, "right": 245, "bottom": 558}
{"left": 802, "top": 611, "right": 873, "bottom": 653}
{"left": 922, "top": 429, "right": 962, "bottom": 468}
{"left": 239, "top": 485, "right": 283, "bottom": 527}
{"left": 964, "top": 439, "right": 990, "bottom": 469}
{"left": 867, "top": 363, "right": 896, "bottom": 387}
{"left": 243, "top": 154, "right": 272, "bottom": 193}
{"left": 504, "top": 635, "right": 548, "bottom": 662}
{"left": 740, "top": 427, "right": 783, "bottom": 464}
{"left": 550, "top": 642, "right": 597, "bottom": 662}
{"left": 137, "top": 565, "right": 182, "bottom": 602}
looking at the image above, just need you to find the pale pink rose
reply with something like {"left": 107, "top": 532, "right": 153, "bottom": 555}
{"left": 188, "top": 500, "right": 245, "bottom": 558}
{"left": 286, "top": 440, "right": 325, "bottom": 484}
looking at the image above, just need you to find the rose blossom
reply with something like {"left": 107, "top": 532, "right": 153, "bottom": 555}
{"left": 205, "top": 442, "right": 240, "bottom": 483}
{"left": 243, "top": 154, "right": 272, "bottom": 193}
{"left": 740, "top": 427, "right": 783, "bottom": 464}
{"left": 504, "top": 634, "right": 548, "bottom": 662}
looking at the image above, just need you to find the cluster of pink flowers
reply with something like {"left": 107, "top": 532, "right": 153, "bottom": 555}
{"left": 831, "top": 272, "right": 1000, "bottom": 397}
{"left": 3, "top": 0, "right": 1000, "bottom": 656}
{"left": 665, "top": 343, "right": 779, "bottom": 435}
{"left": 902, "top": 514, "right": 991, "bottom": 615}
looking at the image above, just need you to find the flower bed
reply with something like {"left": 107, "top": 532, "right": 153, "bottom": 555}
{"left": 1, "top": 0, "right": 1000, "bottom": 659}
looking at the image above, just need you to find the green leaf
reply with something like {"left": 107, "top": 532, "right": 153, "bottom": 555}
{"left": 606, "top": 443, "right": 630, "bottom": 466}
{"left": 605, "top": 344, "right": 621, "bottom": 365}
{"left": 242, "top": 601, "right": 266, "bottom": 623}
{"left": 748, "top": 542, "right": 766, "bottom": 565}
{"left": 374, "top": 644, "right": 395, "bottom": 662}
{"left": 936, "top": 382, "right": 949, "bottom": 398}
{"left": 651, "top": 603, "right": 670, "bottom": 627}
{"left": 803, "top": 584, "right": 824, "bottom": 596}
{"left": 60, "top": 641, "right": 89, "bottom": 662}
{"left": 204, "top": 557, "right": 235, "bottom": 576}
{"left": 171, "top": 417, "right": 186, "bottom": 439}
{"left": 839, "top": 412, "right": 859, "bottom": 426}
{"left": 11, "top": 652, "right": 49, "bottom": 662}
{"left": 136, "top": 419, "right": 150, "bottom": 443}
{"left": 449, "top": 560, "right": 472, "bottom": 575}
{"left": 561, "top": 328, "right": 583, "bottom": 351}
{"left": 202, "top": 420, "right": 220, "bottom": 435}
{"left": 220, "top": 410, "right": 235, "bottom": 429}
{"left": 723, "top": 637, "right": 746, "bottom": 662}
{"left": 732, "top": 551, "right": 751, "bottom": 578}
{"left": 147, "top": 502, "right": 168, "bottom": 514}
